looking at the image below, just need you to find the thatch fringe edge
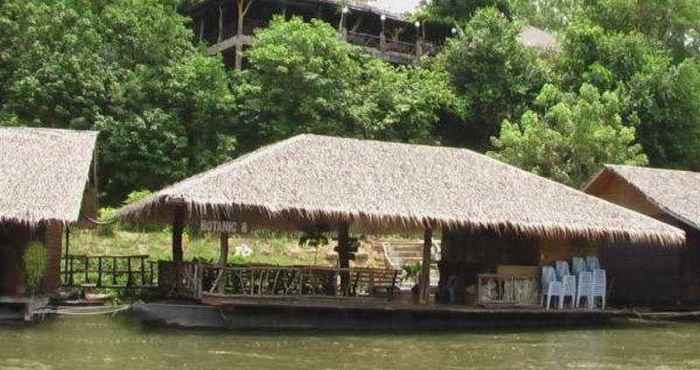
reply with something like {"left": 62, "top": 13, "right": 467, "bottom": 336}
{"left": 118, "top": 195, "right": 686, "bottom": 247}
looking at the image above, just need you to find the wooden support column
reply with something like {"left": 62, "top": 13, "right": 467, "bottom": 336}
{"left": 217, "top": 232, "right": 229, "bottom": 293}
{"left": 414, "top": 21, "right": 423, "bottom": 60}
{"left": 172, "top": 204, "right": 185, "bottom": 263}
{"left": 198, "top": 17, "right": 205, "bottom": 43}
{"left": 339, "top": 7, "right": 348, "bottom": 40}
{"left": 336, "top": 223, "right": 351, "bottom": 295}
{"left": 217, "top": 5, "right": 224, "bottom": 43}
{"left": 419, "top": 227, "right": 433, "bottom": 304}
{"left": 219, "top": 232, "right": 229, "bottom": 266}
{"left": 380, "top": 16, "right": 386, "bottom": 51}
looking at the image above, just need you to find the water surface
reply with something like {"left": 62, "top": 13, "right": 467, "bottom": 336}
{"left": 1, "top": 316, "right": 699, "bottom": 370}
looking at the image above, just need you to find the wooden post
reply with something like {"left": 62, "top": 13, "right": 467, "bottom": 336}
{"left": 380, "top": 16, "right": 386, "bottom": 51}
{"left": 84, "top": 257, "right": 89, "bottom": 284}
{"left": 198, "top": 17, "right": 205, "bottom": 43}
{"left": 419, "top": 227, "right": 432, "bottom": 304}
{"left": 337, "top": 223, "right": 351, "bottom": 295}
{"left": 172, "top": 204, "right": 185, "bottom": 263}
{"left": 140, "top": 257, "right": 146, "bottom": 286}
{"left": 219, "top": 233, "right": 229, "bottom": 266}
{"left": 217, "top": 232, "right": 229, "bottom": 293}
{"left": 97, "top": 257, "right": 103, "bottom": 288}
{"left": 63, "top": 227, "right": 70, "bottom": 286}
{"left": 339, "top": 7, "right": 348, "bottom": 40}
{"left": 127, "top": 257, "right": 133, "bottom": 288}
{"left": 217, "top": 4, "right": 224, "bottom": 43}
{"left": 111, "top": 257, "right": 117, "bottom": 286}
{"left": 415, "top": 22, "right": 423, "bottom": 60}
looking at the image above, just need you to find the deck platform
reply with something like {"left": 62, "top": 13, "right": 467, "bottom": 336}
{"left": 130, "top": 294, "right": 626, "bottom": 331}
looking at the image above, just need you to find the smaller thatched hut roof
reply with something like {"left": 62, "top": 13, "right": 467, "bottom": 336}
{"left": 0, "top": 127, "right": 98, "bottom": 226}
{"left": 585, "top": 165, "right": 700, "bottom": 232}
{"left": 518, "top": 26, "right": 559, "bottom": 52}
{"left": 118, "top": 135, "right": 684, "bottom": 246}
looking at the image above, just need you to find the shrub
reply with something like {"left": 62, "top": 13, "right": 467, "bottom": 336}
{"left": 24, "top": 241, "right": 49, "bottom": 295}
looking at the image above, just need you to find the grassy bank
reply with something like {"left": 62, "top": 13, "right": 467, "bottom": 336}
{"left": 69, "top": 228, "right": 386, "bottom": 267}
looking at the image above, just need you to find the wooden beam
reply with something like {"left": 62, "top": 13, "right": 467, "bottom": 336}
{"left": 172, "top": 204, "right": 185, "bottom": 263}
{"left": 419, "top": 227, "right": 432, "bottom": 304}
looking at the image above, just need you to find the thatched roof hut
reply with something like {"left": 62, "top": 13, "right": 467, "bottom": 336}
{"left": 0, "top": 127, "right": 98, "bottom": 226}
{"left": 0, "top": 127, "right": 98, "bottom": 295}
{"left": 118, "top": 134, "right": 684, "bottom": 246}
{"left": 585, "top": 165, "right": 700, "bottom": 231}
{"left": 584, "top": 165, "right": 700, "bottom": 303}
{"left": 518, "top": 26, "right": 559, "bottom": 52}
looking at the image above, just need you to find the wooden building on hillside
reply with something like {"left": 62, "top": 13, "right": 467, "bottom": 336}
{"left": 187, "top": 0, "right": 558, "bottom": 69}
{"left": 585, "top": 165, "right": 700, "bottom": 305}
{"left": 0, "top": 127, "right": 98, "bottom": 298}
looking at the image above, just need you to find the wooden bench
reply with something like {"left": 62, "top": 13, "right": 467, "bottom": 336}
{"left": 350, "top": 268, "right": 401, "bottom": 299}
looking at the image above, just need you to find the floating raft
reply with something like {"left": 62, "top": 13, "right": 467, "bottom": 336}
{"left": 131, "top": 296, "right": 627, "bottom": 331}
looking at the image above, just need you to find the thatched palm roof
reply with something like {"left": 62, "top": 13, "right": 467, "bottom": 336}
{"left": 518, "top": 26, "right": 559, "bottom": 52}
{"left": 0, "top": 127, "right": 98, "bottom": 226}
{"left": 118, "top": 135, "right": 684, "bottom": 245}
{"left": 585, "top": 165, "right": 700, "bottom": 232}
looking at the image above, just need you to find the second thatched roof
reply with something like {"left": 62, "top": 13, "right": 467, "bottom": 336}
{"left": 585, "top": 165, "right": 700, "bottom": 232}
{"left": 118, "top": 135, "right": 684, "bottom": 246}
{"left": 0, "top": 127, "right": 98, "bottom": 226}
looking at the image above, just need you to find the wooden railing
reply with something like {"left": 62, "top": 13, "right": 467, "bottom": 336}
{"left": 202, "top": 265, "right": 400, "bottom": 299}
{"left": 61, "top": 255, "right": 157, "bottom": 289}
{"left": 477, "top": 274, "right": 539, "bottom": 305}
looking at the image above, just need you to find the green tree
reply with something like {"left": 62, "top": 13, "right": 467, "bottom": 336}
{"left": 509, "top": 0, "right": 580, "bottom": 31}
{"left": 0, "top": 0, "right": 236, "bottom": 203}
{"left": 557, "top": 20, "right": 700, "bottom": 170}
{"left": 419, "top": 0, "right": 511, "bottom": 25}
{"left": 490, "top": 83, "right": 647, "bottom": 186}
{"left": 234, "top": 16, "right": 461, "bottom": 152}
{"left": 583, "top": 0, "right": 700, "bottom": 60}
{"left": 436, "top": 8, "right": 548, "bottom": 150}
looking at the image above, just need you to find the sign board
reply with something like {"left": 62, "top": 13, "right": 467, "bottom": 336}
{"left": 200, "top": 220, "right": 248, "bottom": 234}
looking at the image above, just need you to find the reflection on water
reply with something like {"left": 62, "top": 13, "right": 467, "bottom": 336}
{"left": 1, "top": 316, "right": 699, "bottom": 370}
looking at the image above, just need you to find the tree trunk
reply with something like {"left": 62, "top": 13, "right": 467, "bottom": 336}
{"left": 235, "top": 0, "right": 246, "bottom": 70}
{"left": 419, "top": 228, "right": 432, "bottom": 304}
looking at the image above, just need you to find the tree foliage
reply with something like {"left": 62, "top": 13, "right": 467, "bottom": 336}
{"left": 436, "top": 8, "right": 547, "bottom": 150}
{"left": 419, "top": 0, "right": 512, "bottom": 25}
{"left": 0, "top": 0, "right": 236, "bottom": 203}
{"left": 557, "top": 20, "right": 700, "bottom": 170}
{"left": 234, "top": 16, "right": 461, "bottom": 152}
{"left": 490, "top": 83, "right": 647, "bottom": 186}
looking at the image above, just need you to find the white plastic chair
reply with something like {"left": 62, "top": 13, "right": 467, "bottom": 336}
{"left": 560, "top": 275, "right": 577, "bottom": 309}
{"left": 555, "top": 261, "right": 570, "bottom": 280}
{"left": 585, "top": 256, "right": 600, "bottom": 271}
{"left": 541, "top": 266, "right": 562, "bottom": 310}
{"left": 576, "top": 271, "right": 593, "bottom": 309}
{"left": 572, "top": 257, "right": 586, "bottom": 276}
{"left": 591, "top": 269, "right": 607, "bottom": 310}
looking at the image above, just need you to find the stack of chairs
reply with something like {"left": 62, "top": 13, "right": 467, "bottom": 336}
{"left": 540, "top": 266, "right": 562, "bottom": 311}
{"left": 542, "top": 256, "right": 607, "bottom": 310}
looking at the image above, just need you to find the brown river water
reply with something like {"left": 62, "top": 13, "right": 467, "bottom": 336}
{"left": 1, "top": 315, "right": 699, "bottom": 370}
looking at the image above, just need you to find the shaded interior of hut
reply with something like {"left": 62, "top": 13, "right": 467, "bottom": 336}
{"left": 437, "top": 228, "right": 599, "bottom": 306}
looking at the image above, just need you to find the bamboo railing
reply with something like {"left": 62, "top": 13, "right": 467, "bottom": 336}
{"left": 61, "top": 255, "right": 157, "bottom": 289}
